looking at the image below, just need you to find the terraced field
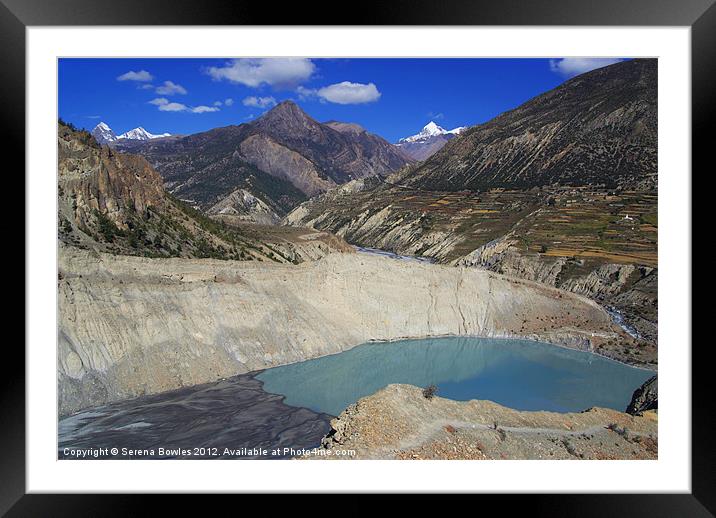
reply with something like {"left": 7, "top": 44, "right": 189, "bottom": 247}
{"left": 390, "top": 188, "right": 540, "bottom": 261}
{"left": 508, "top": 190, "right": 657, "bottom": 268}
{"left": 292, "top": 183, "right": 656, "bottom": 268}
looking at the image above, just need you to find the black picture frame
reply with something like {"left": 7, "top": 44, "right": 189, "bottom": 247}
{"left": 5, "top": 0, "right": 708, "bottom": 511}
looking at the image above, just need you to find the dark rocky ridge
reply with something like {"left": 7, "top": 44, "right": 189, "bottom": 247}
{"left": 394, "top": 59, "right": 657, "bottom": 191}
{"left": 626, "top": 375, "right": 658, "bottom": 415}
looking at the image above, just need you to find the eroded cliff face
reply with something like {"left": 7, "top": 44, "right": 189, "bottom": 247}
{"left": 57, "top": 246, "right": 642, "bottom": 416}
{"left": 58, "top": 124, "right": 166, "bottom": 231}
{"left": 456, "top": 236, "right": 658, "bottom": 344}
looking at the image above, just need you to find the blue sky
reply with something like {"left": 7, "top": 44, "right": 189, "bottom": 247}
{"left": 58, "top": 57, "right": 624, "bottom": 143}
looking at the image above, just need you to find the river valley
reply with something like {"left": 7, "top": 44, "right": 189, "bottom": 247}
{"left": 54, "top": 59, "right": 660, "bottom": 463}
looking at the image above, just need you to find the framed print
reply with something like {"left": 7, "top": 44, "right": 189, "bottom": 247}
{"left": 7, "top": 0, "right": 710, "bottom": 510}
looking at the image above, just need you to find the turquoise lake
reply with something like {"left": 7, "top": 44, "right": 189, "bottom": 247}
{"left": 256, "top": 337, "right": 655, "bottom": 416}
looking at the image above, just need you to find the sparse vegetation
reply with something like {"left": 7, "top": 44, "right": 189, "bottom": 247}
{"left": 93, "top": 210, "right": 123, "bottom": 243}
{"left": 422, "top": 384, "right": 438, "bottom": 399}
{"left": 561, "top": 438, "right": 581, "bottom": 458}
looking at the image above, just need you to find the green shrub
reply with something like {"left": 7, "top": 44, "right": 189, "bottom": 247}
{"left": 93, "top": 210, "right": 123, "bottom": 242}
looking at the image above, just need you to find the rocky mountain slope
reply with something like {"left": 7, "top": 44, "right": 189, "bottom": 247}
{"left": 396, "top": 121, "right": 466, "bottom": 161}
{"left": 58, "top": 122, "right": 345, "bottom": 263}
{"left": 393, "top": 59, "right": 657, "bottom": 191}
{"left": 314, "top": 384, "right": 657, "bottom": 460}
{"left": 114, "top": 101, "right": 411, "bottom": 216}
{"left": 206, "top": 188, "right": 281, "bottom": 225}
{"left": 57, "top": 247, "right": 642, "bottom": 415}
{"left": 286, "top": 60, "right": 658, "bottom": 345}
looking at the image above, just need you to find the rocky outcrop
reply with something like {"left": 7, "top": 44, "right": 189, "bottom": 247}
{"left": 456, "top": 235, "right": 565, "bottom": 285}
{"left": 314, "top": 384, "right": 658, "bottom": 460}
{"left": 58, "top": 123, "right": 166, "bottom": 231}
{"left": 626, "top": 375, "right": 658, "bottom": 415}
{"left": 207, "top": 188, "right": 280, "bottom": 225}
{"left": 58, "top": 246, "right": 638, "bottom": 416}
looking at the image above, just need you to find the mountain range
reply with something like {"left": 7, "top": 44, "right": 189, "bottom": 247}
{"left": 91, "top": 122, "right": 171, "bottom": 145}
{"left": 111, "top": 100, "right": 412, "bottom": 221}
{"left": 395, "top": 121, "right": 466, "bottom": 161}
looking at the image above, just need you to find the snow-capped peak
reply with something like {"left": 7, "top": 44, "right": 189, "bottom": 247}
{"left": 421, "top": 121, "right": 445, "bottom": 136}
{"left": 397, "top": 121, "right": 466, "bottom": 144}
{"left": 118, "top": 127, "right": 171, "bottom": 141}
{"left": 91, "top": 122, "right": 118, "bottom": 144}
{"left": 91, "top": 123, "right": 171, "bottom": 144}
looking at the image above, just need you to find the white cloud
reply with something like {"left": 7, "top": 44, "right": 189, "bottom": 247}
{"left": 296, "top": 86, "right": 316, "bottom": 101}
{"left": 316, "top": 81, "right": 381, "bottom": 105}
{"left": 207, "top": 58, "right": 315, "bottom": 88}
{"left": 549, "top": 58, "right": 624, "bottom": 77}
{"left": 191, "top": 105, "right": 219, "bottom": 113}
{"left": 149, "top": 98, "right": 218, "bottom": 113}
{"left": 214, "top": 98, "right": 235, "bottom": 107}
{"left": 159, "top": 102, "right": 189, "bottom": 112}
{"left": 242, "top": 96, "right": 277, "bottom": 109}
{"left": 155, "top": 80, "right": 187, "bottom": 95}
{"left": 117, "top": 70, "right": 153, "bottom": 82}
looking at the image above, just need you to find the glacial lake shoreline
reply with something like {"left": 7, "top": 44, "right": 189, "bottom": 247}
{"left": 59, "top": 336, "right": 654, "bottom": 459}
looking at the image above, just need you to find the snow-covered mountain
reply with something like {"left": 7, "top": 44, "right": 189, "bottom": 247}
{"left": 395, "top": 121, "right": 467, "bottom": 161}
{"left": 90, "top": 122, "right": 170, "bottom": 145}
{"left": 91, "top": 122, "right": 118, "bottom": 145}
{"left": 398, "top": 121, "right": 465, "bottom": 144}
{"left": 118, "top": 127, "right": 171, "bottom": 141}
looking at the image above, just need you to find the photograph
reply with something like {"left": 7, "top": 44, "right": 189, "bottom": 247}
{"left": 56, "top": 56, "right": 659, "bottom": 461}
